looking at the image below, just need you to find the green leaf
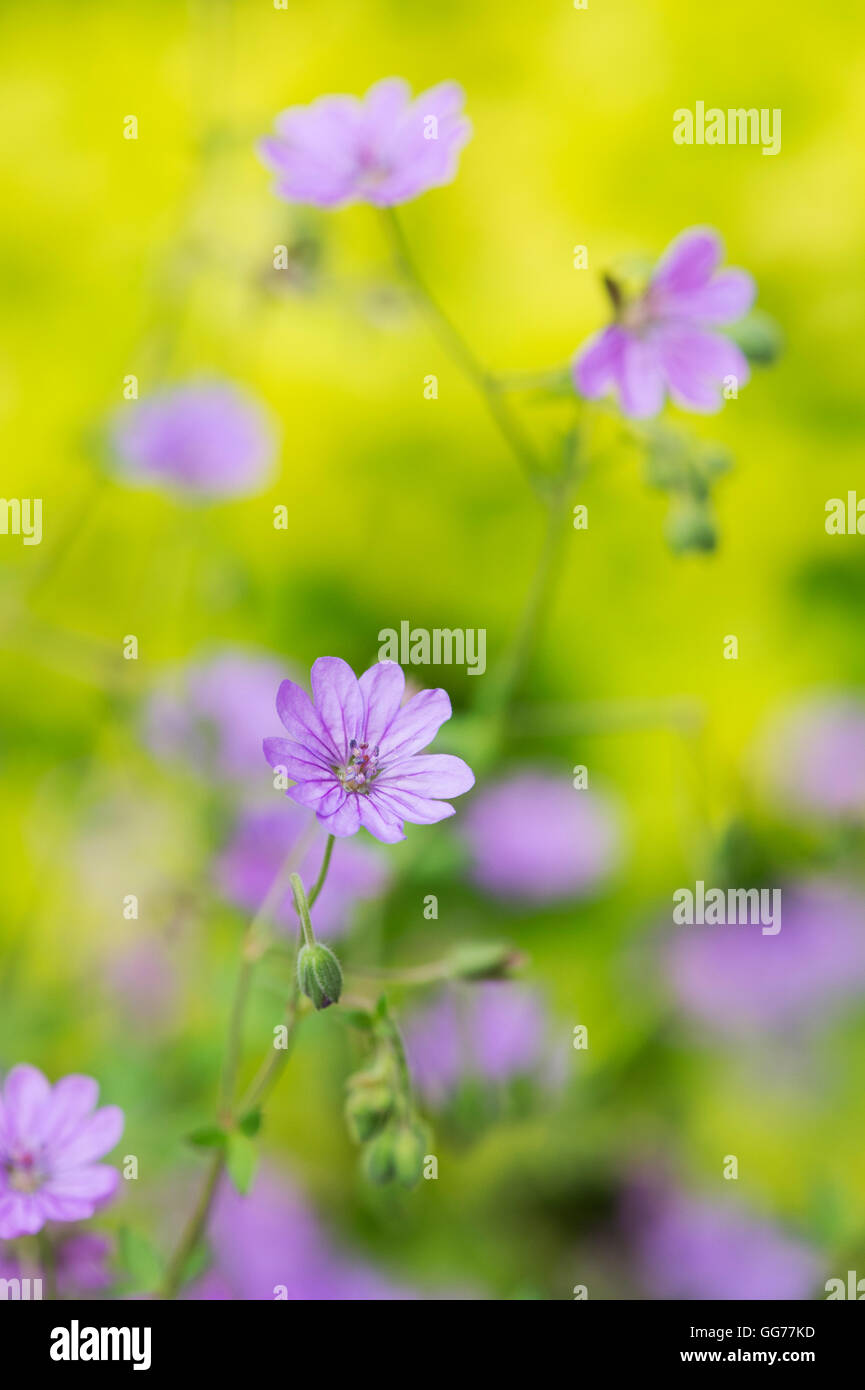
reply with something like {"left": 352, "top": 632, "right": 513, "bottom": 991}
{"left": 226, "top": 1130, "right": 258, "bottom": 1195}
{"left": 117, "top": 1226, "right": 164, "bottom": 1293}
{"left": 237, "top": 1108, "right": 262, "bottom": 1137}
{"left": 186, "top": 1125, "right": 228, "bottom": 1149}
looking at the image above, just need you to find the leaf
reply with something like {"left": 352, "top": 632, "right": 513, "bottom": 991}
{"left": 186, "top": 1125, "right": 228, "bottom": 1149}
{"left": 226, "top": 1130, "right": 258, "bottom": 1195}
{"left": 117, "top": 1226, "right": 164, "bottom": 1293}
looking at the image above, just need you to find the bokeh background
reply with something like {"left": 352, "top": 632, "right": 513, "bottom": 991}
{"left": 2, "top": 0, "right": 864, "bottom": 1299}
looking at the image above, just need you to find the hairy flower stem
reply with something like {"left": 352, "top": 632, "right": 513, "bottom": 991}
{"left": 381, "top": 207, "right": 548, "bottom": 496}
{"left": 161, "top": 827, "right": 334, "bottom": 1299}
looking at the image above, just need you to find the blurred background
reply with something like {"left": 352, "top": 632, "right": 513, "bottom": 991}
{"left": 1, "top": 0, "right": 864, "bottom": 1300}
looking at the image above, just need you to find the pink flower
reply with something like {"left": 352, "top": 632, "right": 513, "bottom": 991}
{"left": 0, "top": 1066, "right": 123, "bottom": 1239}
{"left": 263, "top": 657, "right": 474, "bottom": 844}
{"left": 574, "top": 227, "right": 755, "bottom": 418}
{"left": 258, "top": 78, "right": 471, "bottom": 209}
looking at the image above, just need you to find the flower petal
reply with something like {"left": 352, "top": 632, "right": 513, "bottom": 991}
{"left": 573, "top": 325, "right": 625, "bottom": 400}
{"left": 373, "top": 785, "right": 457, "bottom": 826}
{"left": 41, "top": 1075, "right": 99, "bottom": 1149}
{"left": 276, "top": 679, "right": 340, "bottom": 764}
{"left": 317, "top": 793, "right": 362, "bottom": 837}
{"left": 263, "top": 736, "right": 332, "bottom": 781}
{"left": 50, "top": 1105, "right": 123, "bottom": 1171}
{"left": 311, "top": 657, "right": 364, "bottom": 761}
{"left": 379, "top": 688, "right": 452, "bottom": 761}
{"left": 618, "top": 334, "right": 666, "bottom": 419}
{"left": 43, "top": 1164, "right": 120, "bottom": 1205}
{"left": 659, "top": 326, "right": 750, "bottom": 412}
{"left": 651, "top": 227, "right": 723, "bottom": 295}
{"left": 358, "top": 661, "right": 406, "bottom": 746}
{"left": 287, "top": 777, "right": 338, "bottom": 809}
{"left": 661, "top": 268, "right": 755, "bottom": 324}
{"left": 0, "top": 1192, "right": 45, "bottom": 1238}
{"left": 1, "top": 1064, "right": 50, "bottom": 1146}
{"left": 358, "top": 795, "right": 407, "bottom": 843}
{"left": 380, "top": 753, "right": 474, "bottom": 798}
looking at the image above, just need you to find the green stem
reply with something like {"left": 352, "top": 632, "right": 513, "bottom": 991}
{"left": 307, "top": 833, "right": 335, "bottom": 907}
{"left": 159, "top": 1150, "right": 224, "bottom": 1301}
{"left": 290, "top": 873, "right": 315, "bottom": 948}
{"left": 381, "top": 207, "right": 547, "bottom": 495}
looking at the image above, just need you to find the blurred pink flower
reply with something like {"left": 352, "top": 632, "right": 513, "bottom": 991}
{"left": 258, "top": 78, "right": 471, "bottom": 209}
{"left": 0, "top": 1067, "right": 123, "bottom": 1239}
{"left": 574, "top": 227, "right": 754, "bottom": 418}
{"left": 753, "top": 694, "right": 865, "bottom": 819}
{"left": 462, "top": 770, "right": 620, "bottom": 902}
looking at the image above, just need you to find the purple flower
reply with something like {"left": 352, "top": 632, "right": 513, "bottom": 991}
{"left": 0, "top": 1066, "right": 123, "bottom": 1239}
{"left": 263, "top": 657, "right": 474, "bottom": 844}
{"left": 626, "top": 1178, "right": 821, "bottom": 1300}
{"left": 574, "top": 227, "right": 755, "bottom": 418}
{"left": 56, "top": 1233, "right": 113, "bottom": 1295}
{"left": 462, "top": 771, "right": 620, "bottom": 902}
{"left": 753, "top": 695, "right": 865, "bottom": 819}
{"left": 667, "top": 880, "right": 865, "bottom": 1035}
{"left": 144, "top": 649, "right": 289, "bottom": 784}
{"left": 403, "top": 983, "right": 553, "bottom": 1105}
{"left": 186, "top": 1169, "right": 416, "bottom": 1300}
{"left": 258, "top": 77, "right": 471, "bottom": 209}
{"left": 111, "top": 380, "right": 277, "bottom": 498}
{"left": 216, "top": 801, "right": 390, "bottom": 938}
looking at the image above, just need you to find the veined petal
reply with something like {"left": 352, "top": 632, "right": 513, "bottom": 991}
{"left": 311, "top": 657, "right": 364, "bottom": 760}
{"left": 317, "top": 794, "right": 362, "bottom": 837}
{"left": 287, "top": 777, "right": 338, "bottom": 808}
{"left": 381, "top": 753, "right": 474, "bottom": 798}
{"left": 2, "top": 1065, "right": 50, "bottom": 1145}
{"left": 276, "top": 679, "right": 339, "bottom": 763}
{"left": 41, "top": 1075, "right": 99, "bottom": 1149}
{"left": 359, "top": 795, "right": 407, "bottom": 843}
{"left": 263, "top": 736, "right": 333, "bottom": 781}
{"left": 373, "top": 785, "right": 457, "bottom": 826}
{"left": 379, "top": 687, "right": 452, "bottom": 761}
{"left": 359, "top": 661, "right": 406, "bottom": 746}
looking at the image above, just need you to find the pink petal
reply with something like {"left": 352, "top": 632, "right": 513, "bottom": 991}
{"left": 317, "top": 794, "right": 361, "bottom": 837}
{"left": 311, "top": 657, "right": 364, "bottom": 761}
{"left": 358, "top": 795, "right": 407, "bottom": 843}
{"left": 660, "top": 268, "right": 755, "bottom": 324}
{"left": 41, "top": 1074, "right": 99, "bottom": 1149}
{"left": 373, "top": 785, "right": 457, "bottom": 826}
{"left": 287, "top": 777, "right": 339, "bottom": 809}
{"left": 0, "top": 1192, "right": 45, "bottom": 1237}
{"left": 43, "top": 1164, "right": 120, "bottom": 1205}
{"left": 276, "top": 679, "right": 339, "bottom": 764}
{"left": 659, "top": 326, "right": 750, "bottom": 412}
{"left": 50, "top": 1105, "right": 123, "bottom": 1170}
{"left": 573, "top": 325, "right": 625, "bottom": 399}
{"left": 358, "top": 661, "right": 405, "bottom": 747}
{"left": 618, "top": 334, "right": 665, "bottom": 418}
{"left": 263, "top": 736, "right": 332, "bottom": 781}
{"left": 381, "top": 753, "right": 475, "bottom": 798}
{"left": 379, "top": 688, "right": 452, "bottom": 761}
{"left": 651, "top": 227, "right": 723, "bottom": 295}
{"left": 1, "top": 1064, "right": 50, "bottom": 1145}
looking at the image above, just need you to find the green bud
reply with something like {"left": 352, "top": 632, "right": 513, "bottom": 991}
{"left": 728, "top": 310, "right": 784, "bottom": 366}
{"left": 362, "top": 1124, "right": 398, "bottom": 1185}
{"left": 392, "top": 1122, "right": 427, "bottom": 1189}
{"left": 345, "top": 1084, "right": 393, "bottom": 1143}
{"left": 296, "top": 942, "right": 343, "bottom": 1010}
{"left": 665, "top": 501, "right": 717, "bottom": 554}
{"left": 446, "top": 942, "right": 522, "bottom": 982}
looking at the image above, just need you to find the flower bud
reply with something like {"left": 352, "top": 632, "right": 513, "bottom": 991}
{"left": 392, "top": 1122, "right": 427, "bottom": 1189}
{"left": 296, "top": 942, "right": 343, "bottom": 1010}
{"left": 362, "top": 1124, "right": 398, "bottom": 1185}
{"left": 665, "top": 501, "right": 717, "bottom": 554}
{"left": 345, "top": 1083, "right": 393, "bottom": 1143}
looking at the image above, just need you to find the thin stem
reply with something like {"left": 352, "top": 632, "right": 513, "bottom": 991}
{"left": 290, "top": 873, "right": 315, "bottom": 948}
{"left": 307, "top": 833, "right": 335, "bottom": 907}
{"left": 159, "top": 1150, "right": 224, "bottom": 1301}
{"left": 381, "top": 207, "right": 547, "bottom": 494}
{"left": 239, "top": 986, "right": 302, "bottom": 1113}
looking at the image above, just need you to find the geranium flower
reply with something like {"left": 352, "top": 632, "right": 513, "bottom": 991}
{"left": 0, "top": 1066, "right": 123, "bottom": 1238}
{"left": 263, "top": 657, "right": 474, "bottom": 843}
{"left": 258, "top": 77, "right": 471, "bottom": 209}
{"left": 574, "top": 227, "right": 755, "bottom": 418}
{"left": 111, "top": 380, "right": 278, "bottom": 498}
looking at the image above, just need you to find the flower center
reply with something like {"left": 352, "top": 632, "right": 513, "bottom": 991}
{"left": 338, "top": 739, "right": 381, "bottom": 794}
{"left": 5, "top": 1150, "right": 43, "bottom": 1193}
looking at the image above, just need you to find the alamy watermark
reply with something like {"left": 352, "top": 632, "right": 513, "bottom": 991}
{"left": 378, "top": 622, "right": 486, "bottom": 676}
{"left": 0, "top": 497, "right": 42, "bottom": 545}
{"left": 673, "top": 103, "right": 781, "bottom": 156}
{"left": 673, "top": 880, "right": 781, "bottom": 935}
